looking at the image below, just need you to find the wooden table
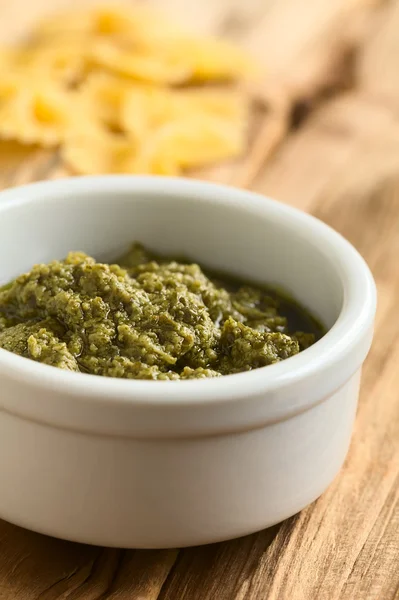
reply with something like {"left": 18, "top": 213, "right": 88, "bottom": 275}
{"left": 1, "top": 1, "right": 399, "bottom": 598}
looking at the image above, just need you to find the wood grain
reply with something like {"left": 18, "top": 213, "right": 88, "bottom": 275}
{"left": 0, "top": 0, "right": 398, "bottom": 599}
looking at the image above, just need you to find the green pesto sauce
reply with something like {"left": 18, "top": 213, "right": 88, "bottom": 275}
{"left": 0, "top": 243, "right": 324, "bottom": 380}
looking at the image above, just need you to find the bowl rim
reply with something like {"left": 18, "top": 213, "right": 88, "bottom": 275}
{"left": 0, "top": 175, "right": 377, "bottom": 407}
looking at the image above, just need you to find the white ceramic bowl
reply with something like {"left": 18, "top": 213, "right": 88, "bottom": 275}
{"left": 0, "top": 176, "right": 376, "bottom": 549}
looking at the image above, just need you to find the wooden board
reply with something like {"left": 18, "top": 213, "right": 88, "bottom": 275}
{"left": 0, "top": 1, "right": 398, "bottom": 598}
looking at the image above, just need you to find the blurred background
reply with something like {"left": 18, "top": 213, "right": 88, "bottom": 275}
{"left": 1, "top": 0, "right": 397, "bottom": 194}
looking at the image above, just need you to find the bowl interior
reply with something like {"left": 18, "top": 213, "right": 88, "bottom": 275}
{"left": 0, "top": 180, "right": 343, "bottom": 328}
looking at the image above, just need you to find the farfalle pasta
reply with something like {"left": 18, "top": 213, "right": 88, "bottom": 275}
{"left": 0, "top": 4, "right": 257, "bottom": 174}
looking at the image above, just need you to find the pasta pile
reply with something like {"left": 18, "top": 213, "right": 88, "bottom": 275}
{"left": 0, "top": 5, "right": 257, "bottom": 175}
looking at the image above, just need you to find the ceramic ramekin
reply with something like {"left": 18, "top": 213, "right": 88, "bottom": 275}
{"left": 0, "top": 176, "right": 376, "bottom": 548}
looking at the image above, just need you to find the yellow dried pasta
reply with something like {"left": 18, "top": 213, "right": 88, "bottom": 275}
{"left": 142, "top": 36, "right": 257, "bottom": 82}
{"left": 63, "top": 125, "right": 181, "bottom": 176}
{"left": 89, "top": 34, "right": 254, "bottom": 85}
{"left": 63, "top": 130, "right": 137, "bottom": 174}
{"left": 15, "top": 42, "right": 89, "bottom": 84}
{"left": 81, "top": 73, "right": 131, "bottom": 128}
{"left": 121, "top": 86, "right": 180, "bottom": 139}
{"left": 83, "top": 74, "right": 246, "bottom": 143}
{"left": 0, "top": 4, "right": 258, "bottom": 175}
{"left": 0, "top": 73, "right": 22, "bottom": 103}
{"left": 174, "top": 88, "right": 246, "bottom": 120}
{"left": 64, "top": 114, "right": 243, "bottom": 176}
{"left": 143, "top": 116, "right": 245, "bottom": 170}
{"left": 0, "top": 84, "right": 86, "bottom": 146}
{"left": 122, "top": 86, "right": 246, "bottom": 140}
{"left": 90, "top": 41, "right": 191, "bottom": 85}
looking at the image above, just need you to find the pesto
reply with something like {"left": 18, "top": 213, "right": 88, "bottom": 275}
{"left": 0, "top": 243, "right": 323, "bottom": 379}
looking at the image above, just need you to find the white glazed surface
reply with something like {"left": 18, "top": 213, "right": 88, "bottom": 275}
{"left": 0, "top": 177, "right": 376, "bottom": 548}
